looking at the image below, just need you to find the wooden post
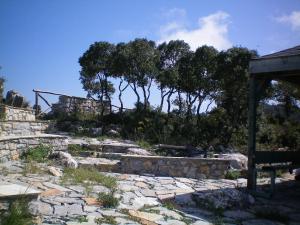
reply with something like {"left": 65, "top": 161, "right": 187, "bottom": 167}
{"left": 35, "top": 91, "right": 39, "bottom": 116}
{"left": 247, "top": 76, "right": 258, "bottom": 190}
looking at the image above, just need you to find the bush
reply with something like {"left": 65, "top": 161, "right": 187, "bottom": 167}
{"left": 98, "top": 192, "right": 119, "bottom": 208}
{"left": 22, "top": 144, "right": 52, "bottom": 162}
{"left": 225, "top": 170, "right": 241, "bottom": 180}
{"left": 0, "top": 199, "right": 34, "bottom": 225}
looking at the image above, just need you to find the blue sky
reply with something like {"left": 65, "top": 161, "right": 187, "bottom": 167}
{"left": 1, "top": 0, "right": 300, "bottom": 110}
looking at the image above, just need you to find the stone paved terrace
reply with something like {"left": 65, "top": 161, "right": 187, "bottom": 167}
{"left": 0, "top": 161, "right": 300, "bottom": 225}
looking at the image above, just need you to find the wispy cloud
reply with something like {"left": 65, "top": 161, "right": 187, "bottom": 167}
{"left": 275, "top": 11, "right": 300, "bottom": 31}
{"left": 158, "top": 9, "right": 232, "bottom": 50}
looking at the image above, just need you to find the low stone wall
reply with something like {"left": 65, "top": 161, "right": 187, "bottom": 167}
{"left": 51, "top": 95, "right": 109, "bottom": 115}
{"left": 0, "top": 135, "right": 68, "bottom": 162}
{"left": 0, "top": 105, "right": 35, "bottom": 121}
{"left": 0, "top": 121, "right": 50, "bottom": 136}
{"left": 120, "top": 155, "right": 230, "bottom": 179}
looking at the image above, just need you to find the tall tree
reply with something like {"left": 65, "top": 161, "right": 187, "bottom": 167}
{"left": 193, "top": 45, "right": 218, "bottom": 116}
{"left": 110, "top": 43, "right": 130, "bottom": 113}
{"left": 121, "top": 38, "right": 159, "bottom": 110}
{"left": 157, "top": 40, "right": 190, "bottom": 113}
{"left": 214, "top": 47, "right": 258, "bottom": 144}
{"left": 79, "top": 41, "right": 116, "bottom": 115}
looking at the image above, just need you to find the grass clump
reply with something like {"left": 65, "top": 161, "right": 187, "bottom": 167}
{"left": 0, "top": 199, "right": 34, "bottom": 225}
{"left": 68, "top": 144, "right": 87, "bottom": 156}
{"left": 22, "top": 161, "right": 44, "bottom": 175}
{"left": 162, "top": 201, "right": 177, "bottom": 210}
{"left": 136, "top": 139, "right": 152, "bottom": 149}
{"left": 95, "top": 215, "right": 117, "bottom": 225}
{"left": 254, "top": 208, "right": 289, "bottom": 223}
{"left": 61, "top": 167, "right": 118, "bottom": 190}
{"left": 225, "top": 170, "right": 241, "bottom": 180}
{"left": 97, "top": 192, "right": 119, "bottom": 208}
{"left": 22, "top": 144, "right": 52, "bottom": 162}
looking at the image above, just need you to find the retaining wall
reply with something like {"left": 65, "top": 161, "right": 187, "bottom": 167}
{"left": 120, "top": 155, "right": 230, "bottom": 179}
{"left": 0, "top": 105, "right": 35, "bottom": 121}
{"left": 0, "top": 121, "right": 50, "bottom": 136}
{"left": 0, "top": 135, "right": 68, "bottom": 162}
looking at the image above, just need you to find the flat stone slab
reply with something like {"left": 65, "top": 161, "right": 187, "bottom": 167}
{"left": 0, "top": 183, "right": 41, "bottom": 199}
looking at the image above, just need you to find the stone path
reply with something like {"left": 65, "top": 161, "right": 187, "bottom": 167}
{"left": 0, "top": 161, "right": 300, "bottom": 225}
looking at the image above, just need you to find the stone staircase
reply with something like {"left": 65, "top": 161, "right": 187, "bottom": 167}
{"left": 0, "top": 104, "right": 68, "bottom": 162}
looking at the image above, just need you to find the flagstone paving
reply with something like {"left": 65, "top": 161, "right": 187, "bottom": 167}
{"left": 0, "top": 161, "right": 300, "bottom": 225}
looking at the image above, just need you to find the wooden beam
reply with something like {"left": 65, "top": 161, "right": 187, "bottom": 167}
{"left": 247, "top": 76, "right": 258, "bottom": 190}
{"left": 250, "top": 55, "right": 300, "bottom": 75}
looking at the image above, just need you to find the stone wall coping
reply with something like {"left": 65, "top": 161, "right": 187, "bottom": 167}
{"left": 0, "top": 104, "right": 34, "bottom": 112}
{"left": 0, "top": 134, "right": 67, "bottom": 142}
{"left": 0, "top": 120, "right": 50, "bottom": 123}
{"left": 121, "top": 154, "right": 231, "bottom": 162}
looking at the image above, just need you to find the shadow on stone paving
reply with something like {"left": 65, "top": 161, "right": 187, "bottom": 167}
{"left": 161, "top": 179, "right": 300, "bottom": 225}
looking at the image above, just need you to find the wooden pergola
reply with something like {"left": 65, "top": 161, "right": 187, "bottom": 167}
{"left": 247, "top": 45, "right": 300, "bottom": 191}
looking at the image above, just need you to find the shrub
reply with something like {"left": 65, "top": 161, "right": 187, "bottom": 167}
{"left": 98, "top": 192, "right": 119, "bottom": 208}
{"left": 0, "top": 199, "right": 33, "bottom": 225}
{"left": 22, "top": 144, "right": 52, "bottom": 162}
{"left": 68, "top": 144, "right": 87, "bottom": 156}
{"left": 225, "top": 170, "right": 241, "bottom": 180}
{"left": 95, "top": 215, "right": 117, "bottom": 225}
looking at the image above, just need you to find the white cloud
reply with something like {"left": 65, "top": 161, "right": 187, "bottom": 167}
{"left": 276, "top": 11, "right": 300, "bottom": 31}
{"left": 158, "top": 10, "right": 232, "bottom": 51}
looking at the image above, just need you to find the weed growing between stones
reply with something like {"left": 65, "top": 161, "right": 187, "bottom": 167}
{"left": 75, "top": 215, "right": 88, "bottom": 223}
{"left": 22, "top": 161, "right": 44, "bottom": 175}
{"left": 162, "top": 200, "right": 177, "bottom": 210}
{"left": 95, "top": 215, "right": 117, "bottom": 225}
{"left": 22, "top": 144, "right": 52, "bottom": 162}
{"left": 61, "top": 167, "right": 118, "bottom": 190}
{"left": 97, "top": 192, "right": 119, "bottom": 208}
{"left": 136, "top": 139, "right": 152, "bottom": 150}
{"left": 0, "top": 199, "right": 34, "bottom": 225}
{"left": 68, "top": 144, "right": 88, "bottom": 156}
{"left": 225, "top": 170, "right": 241, "bottom": 180}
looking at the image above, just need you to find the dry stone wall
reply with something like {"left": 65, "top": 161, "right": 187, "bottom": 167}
{"left": 0, "top": 105, "right": 35, "bottom": 121}
{"left": 52, "top": 95, "right": 108, "bottom": 115}
{"left": 0, "top": 121, "right": 50, "bottom": 136}
{"left": 0, "top": 135, "right": 67, "bottom": 162}
{"left": 120, "top": 155, "right": 230, "bottom": 179}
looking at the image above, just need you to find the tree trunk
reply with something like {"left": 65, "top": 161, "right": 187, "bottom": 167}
{"left": 118, "top": 79, "right": 129, "bottom": 113}
{"left": 131, "top": 83, "right": 140, "bottom": 105}
{"left": 146, "top": 78, "right": 153, "bottom": 106}
{"left": 178, "top": 91, "right": 182, "bottom": 113}
{"left": 142, "top": 86, "right": 147, "bottom": 110}
{"left": 167, "top": 88, "right": 174, "bottom": 114}
{"left": 159, "top": 89, "right": 169, "bottom": 112}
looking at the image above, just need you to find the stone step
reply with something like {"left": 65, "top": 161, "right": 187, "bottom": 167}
{"left": 0, "top": 183, "right": 41, "bottom": 200}
{"left": 88, "top": 143, "right": 139, "bottom": 153}
{"left": 76, "top": 157, "right": 121, "bottom": 173}
{"left": 70, "top": 150, "right": 124, "bottom": 159}
{"left": 0, "top": 120, "right": 52, "bottom": 137}
{"left": 0, "top": 134, "right": 68, "bottom": 162}
{"left": 0, "top": 104, "right": 36, "bottom": 121}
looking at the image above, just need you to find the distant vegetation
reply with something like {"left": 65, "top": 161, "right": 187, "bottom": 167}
{"left": 54, "top": 39, "right": 300, "bottom": 152}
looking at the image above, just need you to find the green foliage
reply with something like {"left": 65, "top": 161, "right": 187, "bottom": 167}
{"left": 68, "top": 144, "right": 87, "bottom": 156}
{"left": 76, "top": 215, "right": 89, "bottom": 223}
{"left": 22, "top": 161, "right": 44, "bottom": 175}
{"left": 97, "top": 192, "right": 119, "bottom": 208}
{"left": 62, "top": 167, "right": 118, "bottom": 190}
{"left": 225, "top": 170, "right": 241, "bottom": 180}
{"left": 22, "top": 144, "right": 52, "bottom": 162}
{"left": 0, "top": 199, "right": 34, "bottom": 225}
{"left": 0, "top": 76, "right": 5, "bottom": 103}
{"left": 95, "top": 215, "right": 117, "bottom": 225}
